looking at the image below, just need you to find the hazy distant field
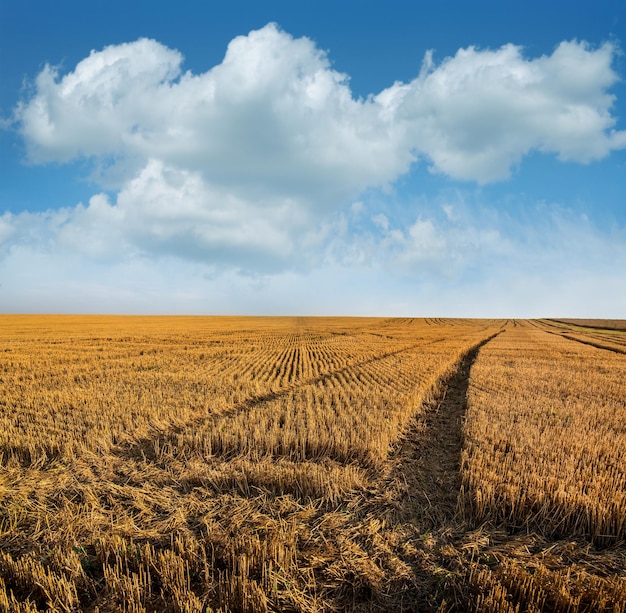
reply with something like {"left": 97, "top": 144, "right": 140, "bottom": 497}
{"left": 0, "top": 316, "right": 624, "bottom": 612}
{"left": 550, "top": 318, "right": 626, "bottom": 331}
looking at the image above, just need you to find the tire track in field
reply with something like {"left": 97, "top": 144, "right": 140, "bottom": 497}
{"left": 534, "top": 321, "right": 626, "bottom": 355}
{"left": 414, "top": 337, "right": 492, "bottom": 525}
{"left": 559, "top": 333, "right": 626, "bottom": 355}
{"left": 308, "top": 332, "right": 502, "bottom": 611}
{"left": 368, "top": 331, "right": 501, "bottom": 527}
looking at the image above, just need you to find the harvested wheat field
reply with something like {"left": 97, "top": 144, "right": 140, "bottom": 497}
{"left": 0, "top": 315, "right": 624, "bottom": 612}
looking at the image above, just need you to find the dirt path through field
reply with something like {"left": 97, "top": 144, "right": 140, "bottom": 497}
{"left": 408, "top": 345, "right": 476, "bottom": 526}
{"left": 338, "top": 333, "right": 501, "bottom": 610}
{"left": 381, "top": 333, "right": 499, "bottom": 529}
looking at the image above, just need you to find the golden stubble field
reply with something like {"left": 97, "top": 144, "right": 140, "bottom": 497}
{"left": 0, "top": 316, "right": 624, "bottom": 612}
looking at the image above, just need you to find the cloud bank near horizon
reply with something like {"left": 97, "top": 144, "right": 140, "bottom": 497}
{"left": 2, "top": 24, "right": 626, "bottom": 314}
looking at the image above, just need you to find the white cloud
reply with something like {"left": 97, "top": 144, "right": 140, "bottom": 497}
{"left": 16, "top": 25, "right": 413, "bottom": 203}
{"left": 381, "top": 40, "right": 626, "bottom": 182}
{"left": 0, "top": 215, "right": 15, "bottom": 248}
{"left": 1, "top": 206, "right": 624, "bottom": 316}
{"left": 442, "top": 204, "right": 457, "bottom": 221}
{"left": 15, "top": 27, "right": 626, "bottom": 197}
{"left": 14, "top": 29, "right": 623, "bottom": 273}
{"left": 373, "top": 215, "right": 508, "bottom": 278}
{"left": 17, "top": 38, "right": 183, "bottom": 164}
{"left": 5, "top": 159, "right": 320, "bottom": 272}
{"left": 3, "top": 25, "right": 626, "bottom": 315}
{"left": 372, "top": 213, "right": 389, "bottom": 230}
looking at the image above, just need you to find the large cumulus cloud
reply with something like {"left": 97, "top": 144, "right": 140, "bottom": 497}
{"left": 17, "top": 26, "right": 625, "bottom": 191}
{"left": 16, "top": 25, "right": 413, "bottom": 203}
{"left": 379, "top": 40, "right": 626, "bottom": 182}
{"left": 5, "top": 24, "right": 626, "bottom": 284}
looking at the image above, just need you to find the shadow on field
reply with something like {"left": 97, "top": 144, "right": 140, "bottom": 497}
{"left": 392, "top": 341, "right": 482, "bottom": 527}
{"left": 347, "top": 333, "right": 501, "bottom": 611}
{"left": 379, "top": 333, "right": 501, "bottom": 524}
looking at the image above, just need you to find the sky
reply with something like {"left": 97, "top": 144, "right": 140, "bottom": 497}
{"left": 1, "top": 0, "right": 625, "bottom": 317}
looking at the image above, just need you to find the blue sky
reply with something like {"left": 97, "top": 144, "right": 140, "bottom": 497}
{"left": 1, "top": 0, "right": 625, "bottom": 316}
